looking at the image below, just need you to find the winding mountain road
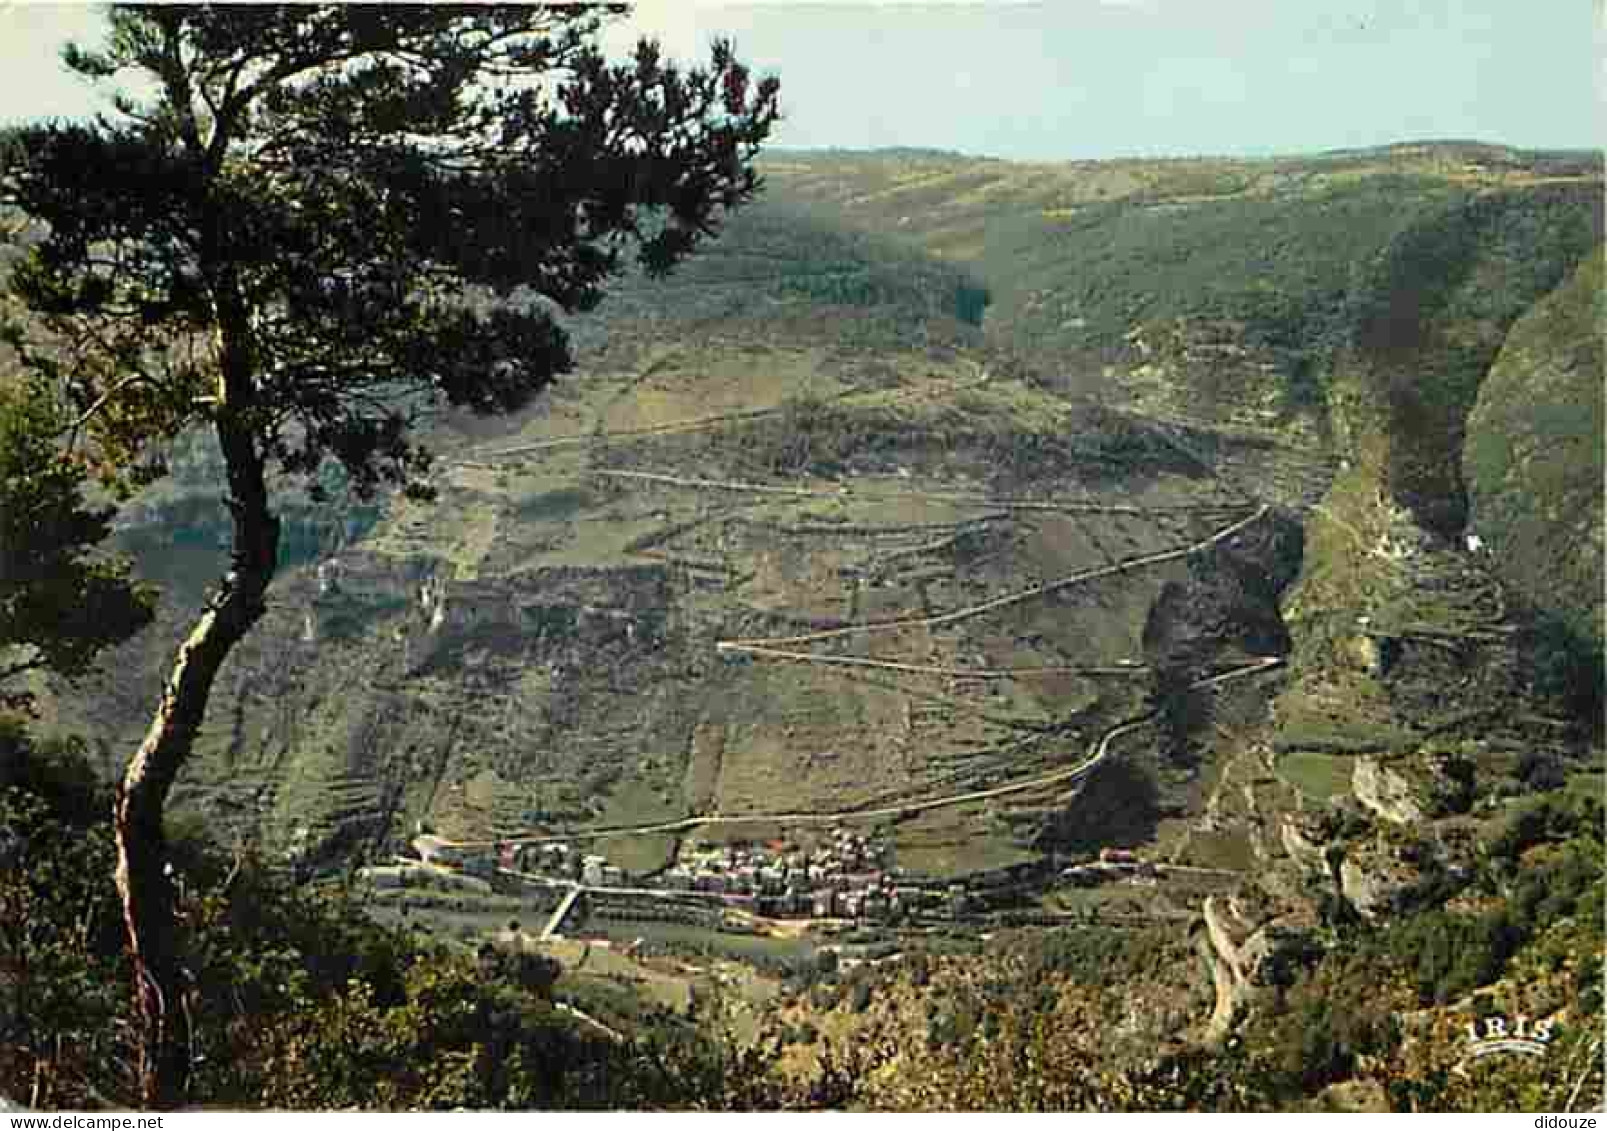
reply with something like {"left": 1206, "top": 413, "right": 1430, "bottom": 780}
{"left": 421, "top": 475, "right": 1281, "bottom": 862}
{"left": 593, "top": 467, "right": 1253, "bottom": 518}
{"left": 714, "top": 504, "right": 1269, "bottom": 653}
{"left": 439, "top": 654, "right": 1284, "bottom": 852}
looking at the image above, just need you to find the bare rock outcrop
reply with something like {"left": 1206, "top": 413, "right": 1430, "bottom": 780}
{"left": 1279, "top": 814, "right": 1330, "bottom": 874}
{"left": 1338, "top": 844, "right": 1425, "bottom": 921}
{"left": 1351, "top": 757, "right": 1425, "bottom": 825}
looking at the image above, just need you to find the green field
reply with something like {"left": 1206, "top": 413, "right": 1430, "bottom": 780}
{"left": 1276, "top": 751, "right": 1356, "bottom": 800}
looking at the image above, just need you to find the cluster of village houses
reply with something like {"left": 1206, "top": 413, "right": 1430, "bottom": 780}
{"left": 411, "top": 828, "right": 971, "bottom": 920}
{"left": 651, "top": 830, "right": 963, "bottom": 919}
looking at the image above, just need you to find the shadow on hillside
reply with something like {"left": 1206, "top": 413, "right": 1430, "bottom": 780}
{"left": 1034, "top": 760, "right": 1160, "bottom": 856}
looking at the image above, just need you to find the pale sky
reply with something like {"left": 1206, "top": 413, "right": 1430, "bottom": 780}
{"left": 0, "top": 1, "right": 1600, "bottom": 160}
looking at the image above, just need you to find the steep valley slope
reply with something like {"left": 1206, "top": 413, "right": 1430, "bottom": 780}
{"left": 41, "top": 141, "right": 1602, "bottom": 913}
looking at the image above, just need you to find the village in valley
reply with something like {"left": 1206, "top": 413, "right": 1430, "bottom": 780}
{"left": 355, "top": 818, "right": 1186, "bottom": 939}
{"left": 363, "top": 826, "right": 979, "bottom": 926}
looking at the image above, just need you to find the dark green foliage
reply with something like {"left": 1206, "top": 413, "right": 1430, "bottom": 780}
{"left": 1257, "top": 958, "right": 1402, "bottom": 1094}
{"left": 1373, "top": 908, "right": 1523, "bottom": 1007}
{"left": 1217, "top": 790, "right": 1605, "bottom": 1106}
{"left": 0, "top": 717, "right": 106, "bottom": 824}
{"left": 982, "top": 175, "right": 1459, "bottom": 377}
{"left": 10, "top": 704, "right": 1595, "bottom": 1110}
{"left": 608, "top": 201, "right": 992, "bottom": 351}
{"left": 1007, "top": 925, "right": 1176, "bottom": 987}
{"left": 1035, "top": 760, "right": 1161, "bottom": 856}
{"left": 1347, "top": 184, "right": 1602, "bottom": 535}
{"left": 0, "top": 5, "right": 781, "bottom": 498}
{"left": 0, "top": 734, "right": 128, "bottom": 1106}
{"left": 1355, "top": 792, "right": 1603, "bottom": 1008}
{"left": 1464, "top": 252, "right": 1604, "bottom": 713}
{"left": 1485, "top": 791, "right": 1603, "bottom": 865}
{"left": 1141, "top": 515, "right": 1300, "bottom": 756}
{"left": 0, "top": 380, "right": 155, "bottom": 710}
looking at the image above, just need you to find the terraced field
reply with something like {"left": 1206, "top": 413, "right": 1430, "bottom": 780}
{"left": 51, "top": 142, "right": 1599, "bottom": 904}
{"left": 55, "top": 312, "right": 1313, "bottom": 881}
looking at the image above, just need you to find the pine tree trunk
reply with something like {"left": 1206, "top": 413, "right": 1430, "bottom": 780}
{"left": 114, "top": 406, "right": 279, "bottom": 1109}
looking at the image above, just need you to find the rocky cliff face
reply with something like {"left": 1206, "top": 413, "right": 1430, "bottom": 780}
{"left": 1464, "top": 251, "right": 1605, "bottom": 658}
{"left": 1273, "top": 178, "right": 1601, "bottom": 780}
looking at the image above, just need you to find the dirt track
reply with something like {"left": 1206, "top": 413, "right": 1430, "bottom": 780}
{"left": 440, "top": 655, "right": 1284, "bottom": 852}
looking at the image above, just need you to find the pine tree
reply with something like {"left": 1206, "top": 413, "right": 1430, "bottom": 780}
{"left": 0, "top": 4, "right": 779, "bottom": 1107}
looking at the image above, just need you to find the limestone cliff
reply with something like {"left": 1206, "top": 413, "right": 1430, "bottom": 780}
{"left": 1463, "top": 251, "right": 1604, "bottom": 659}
